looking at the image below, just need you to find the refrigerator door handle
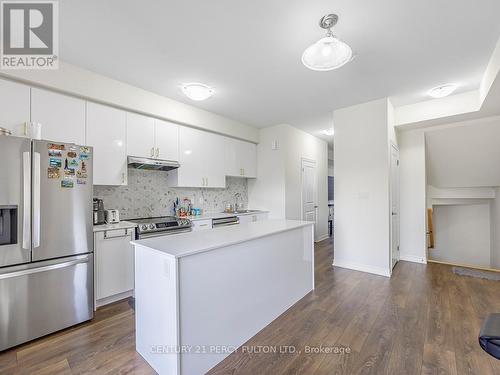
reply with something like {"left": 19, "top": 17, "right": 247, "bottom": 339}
{"left": 0, "top": 255, "right": 91, "bottom": 280}
{"left": 33, "top": 151, "right": 41, "bottom": 248}
{"left": 22, "top": 152, "right": 31, "bottom": 249}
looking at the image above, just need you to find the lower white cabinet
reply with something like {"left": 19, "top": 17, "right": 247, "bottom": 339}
{"left": 191, "top": 219, "right": 213, "bottom": 231}
{"left": 94, "top": 228, "right": 135, "bottom": 308}
{"left": 237, "top": 212, "right": 269, "bottom": 224}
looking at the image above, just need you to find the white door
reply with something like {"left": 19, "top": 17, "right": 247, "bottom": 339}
{"left": 0, "top": 78, "right": 30, "bottom": 136}
{"left": 154, "top": 119, "right": 179, "bottom": 161}
{"left": 126, "top": 112, "right": 155, "bottom": 158}
{"left": 31, "top": 88, "right": 86, "bottom": 145}
{"left": 86, "top": 102, "right": 127, "bottom": 185}
{"left": 302, "top": 159, "right": 317, "bottom": 230}
{"left": 390, "top": 144, "right": 400, "bottom": 269}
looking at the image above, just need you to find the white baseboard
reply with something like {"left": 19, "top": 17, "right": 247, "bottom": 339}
{"left": 399, "top": 254, "right": 427, "bottom": 264}
{"left": 333, "top": 260, "right": 391, "bottom": 277}
{"left": 95, "top": 290, "right": 134, "bottom": 309}
{"left": 315, "top": 234, "right": 330, "bottom": 243}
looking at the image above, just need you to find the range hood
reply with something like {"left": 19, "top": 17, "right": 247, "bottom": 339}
{"left": 127, "top": 156, "right": 180, "bottom": 171}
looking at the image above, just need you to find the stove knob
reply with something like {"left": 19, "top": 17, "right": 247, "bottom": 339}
{"left": 140, "top": 224, "right": 148, "bottom": 231}
{"left": 149, "top": 223, "right": 155, "bottom": 230}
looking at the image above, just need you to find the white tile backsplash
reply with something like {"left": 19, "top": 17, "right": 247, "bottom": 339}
{"left": 93, "top": 168, "right": 248, "bottom": 219}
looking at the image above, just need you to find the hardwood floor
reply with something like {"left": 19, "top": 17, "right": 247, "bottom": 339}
{"left": 1, "top": 238, "right": 499, "bottom": 374}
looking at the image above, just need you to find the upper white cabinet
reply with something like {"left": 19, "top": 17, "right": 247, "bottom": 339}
{"left": 126, "top": 112, "right": 155, "bottom": 158}
{"left": 0, "top": 78, "right": 30, "bottom": 136}
{"left": 167, "top": 126, "right": 225, "bottom": 188}
{"left": 31, "top": 88, "right": 86, "bottom": 145}
{"left": 86, "top": 102, "right": 127, "bottom": 185}
{"left": 224, "top": 137, "right": 257, "bottom": 178}
{"left": 154, "top": 119, "right": 179, "bottom": 161}
{"left": 126, "top": 114, "right": 179, "bottom": 161}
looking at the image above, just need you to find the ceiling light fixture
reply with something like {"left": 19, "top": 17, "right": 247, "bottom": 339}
{"left": 181, "top": 83, "right": 215, "bottom": 101}
{"left": 321, "top": 129, "right": 335, "bottom": 136}
{"left": 428, "top": 84, "right": 458, "bottom": 98}
{"left": 302, "top": 14, "right": 353, "bottom": 71}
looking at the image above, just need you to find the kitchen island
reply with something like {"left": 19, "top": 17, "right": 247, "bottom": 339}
{"left": 131, "top": 219, "right": 314, "bottom": 375}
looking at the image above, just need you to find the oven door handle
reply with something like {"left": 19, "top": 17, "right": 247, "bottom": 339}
{"left": 137, "top": 227, "right": 192, "bottom": 239}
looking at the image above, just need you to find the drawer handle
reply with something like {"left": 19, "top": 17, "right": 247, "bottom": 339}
{"left": 103, "top": 229, "right": 129, "bottom": 239}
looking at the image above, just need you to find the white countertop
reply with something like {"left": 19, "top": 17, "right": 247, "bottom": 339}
{"left": 93, "top": 221, "right": 137, "bottom": 232}
{"left": 186, "top": 210, "right": 269, "bottom": 221}
{"left": 131, "top": 219, "right": 313, "bottom": 258}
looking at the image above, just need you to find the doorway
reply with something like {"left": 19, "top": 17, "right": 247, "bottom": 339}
{"left": 301, "top": 159, "right": 317, "bottom": 235}
{"left": 390, "top": 144, "right": 400, "bottom": 269}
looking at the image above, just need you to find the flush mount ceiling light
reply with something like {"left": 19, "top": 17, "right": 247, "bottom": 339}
{"left": 321, "top": 129, "right": 334, "bottom": 136}
{"left": 428, "top": 84, "right": 458, "bottom": 98}
{"left": 302, "top": 14, "right": 353, "bottom": 71}
{"left": 181, "top": 83, "right": 215, "bottom": 101}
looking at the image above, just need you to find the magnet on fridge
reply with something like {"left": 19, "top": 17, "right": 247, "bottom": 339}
{"left": 76, "top": 170, "right": 87, "bottom": 178}
{"left": 48, "top": 150, "right": 62, "bottom": 157}
{"left": 80, "top": 146, "right": 90, "bottom": 154}
{"left": 49, "top": 158, "right": 62, "bottom": 168}
{"left": 79, "top": 153, "right": 89, "bottom": 160}
{"left": 68, "top": 159, "right": 79, "bottom": 168}
{"left": 48, "top": 143, "right": 65, "bottom": 151}
{"left": 77, "top": 179, "right": 86, "bottom": 185}
{"left": 48, "top": 167, "right": 60, "bottom": 179}
{"left": 68, "top": 145, "right": 77, "bottom": 151}
{"left": 64, "top": 168, "right": 75, "bottom": 177}
{"left": 61, "top": 179, "right": 74, "bottom": 188}
{"left": 81, "top": 161, "right": 87, "bottom": 173}
{"left": 67, "top": 151, "right": 77, "bottom": 158}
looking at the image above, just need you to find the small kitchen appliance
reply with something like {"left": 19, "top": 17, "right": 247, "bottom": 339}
{"left": 93, "top": 198, "right": 105, "bottom": 225}
{"left": 105, "top": 209, "right": 120, "bottom": 224}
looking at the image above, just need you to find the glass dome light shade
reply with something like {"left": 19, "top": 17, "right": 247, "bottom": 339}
{"left": 181, "top": 83, "right": 215, "bottom": 101}
{"left": 302, "top": 36, "right": 353, "bottom": 71}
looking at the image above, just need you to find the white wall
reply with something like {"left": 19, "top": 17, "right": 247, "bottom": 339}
{"left": 490, "top": 188, "right": 500, "bottom": 268}
{"left": 333, "top": 98, "right": 393, "bottom": 277}
{"left": 248, "top": 124, "right": 329, "bottom": 242}
{"left": 431, "top": 204, "right": 491, "bottom": 268}
{"left": 0, "top": 62, "right": 259, "bottom": 142}
{"left": 398, "top": 129, "right": 427, "bottom": 263}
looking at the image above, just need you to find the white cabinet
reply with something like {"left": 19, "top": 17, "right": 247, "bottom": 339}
{"left": 86, "top": 102, "right": 127, "bottom": 185}
{"left": 237, "top": 212, "right": 269, "bottom": 224}
{"left": 94, "top": 228, "right": 135, "bottom": 307}
{"left": 154, "top": 119, "right": 179, "bottom": 161}
{"left": 0, "top": 78, "right": 30, "bottom": 136}
{"left": 126, "top": 112, "right": 155, "bottom": 158}
{"left": 191, "top": 219, "right": 213, "bottom": 231}
{"left": 167, "top": 127, "right": 225, "bottom": 188}
{"left": 126, "top": 114, "right": 179, "bottom": 161}
{"left": 224, "top": 137, "right": 257, "bottom": 178}
{"left": 31, "top": 88, "right": 86, "bottom": 145}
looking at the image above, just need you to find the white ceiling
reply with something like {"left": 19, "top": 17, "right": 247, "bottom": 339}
{"left": 59, "top": 0, "right": 500, "bottom": 141}
{"left": 426, "top": 116, "right": 500, "bottom": 188}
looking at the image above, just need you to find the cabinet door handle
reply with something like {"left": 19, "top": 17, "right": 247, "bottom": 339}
{"left": 242, "top": 168, "right": 245, "bottom": 176}
{"left": 103, "top": 229, "right": 129, "bottom": 239}
{"left": 150, "top": 147, "right": 155, "bottom": 157}
{"left": 155, "top": 148, "right": 159, "bottom": 158}
{"left": 206, "top": 177, "right": 208, "bottom": 186}
{"left": 122, "top": 172, "right": 126, "bottom": 184}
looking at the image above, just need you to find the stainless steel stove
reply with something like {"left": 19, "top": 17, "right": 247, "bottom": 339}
{"left": 128, "top": 216, "right": 192, "bottom": 239}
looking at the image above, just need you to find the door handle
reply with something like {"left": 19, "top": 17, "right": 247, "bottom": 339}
{"left": 150, "top": 147, "right": 155, "bottom": 158}
{"left": 103, "top": 229, "right": 129, "bottom": 239}
{"left": 392, "top": 212, "right": 397, "bottom": 216}
{"left": 0, "top": 255, "right": 91, "bottom": 280}
{"left": 155, "top": 148, "right": 159, "bottom": 158}
{"left": 22, "top": 152, "right": 31, "bottom": 249}
{"left": 33, "top": 152, "right": 41, "bottom": 249}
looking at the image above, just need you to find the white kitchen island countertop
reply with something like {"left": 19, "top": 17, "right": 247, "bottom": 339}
{"left": 131, "top": 219, "right": 312, "bottom": 258}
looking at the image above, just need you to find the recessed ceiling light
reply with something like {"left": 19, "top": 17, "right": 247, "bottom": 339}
{"left": 428, "top": 84, "right": 458, "bottom": 98}
{"left": 302, "top": 14, "right": 353, "bottom": 71}
{"left": 321, "top": 129, "right": 334, "bottom": 136}
{"left": 181, "top": 83, "right": 215, "bottom": 101}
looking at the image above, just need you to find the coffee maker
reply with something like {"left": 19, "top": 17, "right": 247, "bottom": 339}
{"left": 93, "top": 198, "right": 105, "bottom": 225}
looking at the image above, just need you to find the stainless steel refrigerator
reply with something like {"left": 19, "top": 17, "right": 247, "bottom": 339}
{"left": 0, "top": 136, "right": 94, "bottom": 351}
